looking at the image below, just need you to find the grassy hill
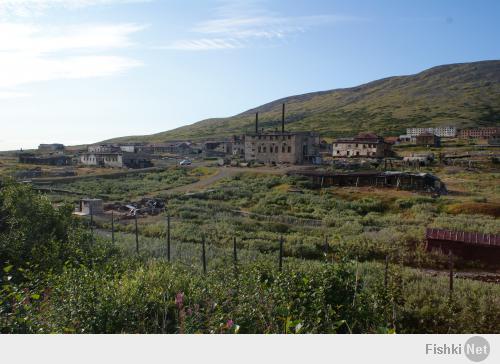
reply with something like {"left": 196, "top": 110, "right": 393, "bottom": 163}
{"left": 107, "top": 60, "right": 500, "bottom": 143}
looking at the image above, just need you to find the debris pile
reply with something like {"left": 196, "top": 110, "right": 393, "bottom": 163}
{"left": 106, "top": 198, "right": 166, "bottom": 217}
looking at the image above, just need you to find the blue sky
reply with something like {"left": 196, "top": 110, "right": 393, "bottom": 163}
{"left": 0, "top": 0, "right": 499, "bottom": 150}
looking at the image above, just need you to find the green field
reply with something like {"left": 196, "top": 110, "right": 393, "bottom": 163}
{"left": 1, "top": 149, "right": 499, "bottom": 334}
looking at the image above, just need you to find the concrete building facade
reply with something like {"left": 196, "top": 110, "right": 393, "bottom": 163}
{"left": 416, "top": 132, "right": 441, "bottom": 147}
{"left": 38, "top": 143, "right": 65, "bottom": 152}
{"left": 488, "top": 133, "right": 500, "bottom": 146}
{"left": 76, "top": 199, "right": 104, "bottom": 215}
{"left": 88, "top": 144, "right": 120, "bottom": 153}
{"left": 332, "top": 133, "right": 391, "bottom": 158}
{"left": 459, "top": 127, "right": 500, "bottom": 139}
{"left": 244, "top": 131, "right": 320, "bottom": 164}
{"left": 406, "top": 126, "right": 457, "bottom": 138}
{"left": 79, "top": 152, "right": 152, "bottom": 169}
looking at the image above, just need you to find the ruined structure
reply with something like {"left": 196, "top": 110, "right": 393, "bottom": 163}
{"left": 18, "top": 153, "right": 72, "bottom": 166}
{"left": 415, "top": 132, "right": 441, "bottom": 147}
{"left": 287, "top": 170, "right": 446, "bottom": 193}
{"left": 406, "top": 126, "right": 457, "bottom": 138}
{"left": 243, "top": 105, "right": 320, "bottom": 164}
{"left": 75, "top": 199, "right": 104, "bottom": 215}
{"left": 38, "top": 143, "right": 65, "bottom": 152}
{"left": 488, "top": 133, "right": 500, "bottom": 146}
{"left": 332, "top": 133, "right": 392, "bottom": 158}
{"left": 87, "top": 144, "right": 121, "bottom": 153}
{"left": 79, "top": 152, "right": 152, "bottom": 169}
{"left": 426, "top": 228, "right": 500, "bottom": 265}
{"left": 203, "top": 141, "right": 232, "bottom": 158}
{"left": 459, "top": 127, "right": 500, "bottom": 139}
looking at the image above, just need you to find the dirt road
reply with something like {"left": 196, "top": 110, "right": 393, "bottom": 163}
{"left": 166, "top": 164, "right": 311, "bottom": 195}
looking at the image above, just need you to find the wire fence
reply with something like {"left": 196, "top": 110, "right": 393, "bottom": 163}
{"left": 84, "top": 209, "right": 497, "bottom": 294}
{"left": 91, "top": 212, "right": 283, "bottom": 272}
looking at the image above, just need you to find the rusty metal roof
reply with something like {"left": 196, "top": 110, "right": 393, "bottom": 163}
{"left": 426, "top": 228, "right": 500, "bottom": 247}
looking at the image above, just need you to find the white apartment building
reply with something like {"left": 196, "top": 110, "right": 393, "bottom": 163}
{"left": 406, "top": 126, "right": 457, "bottom": 138}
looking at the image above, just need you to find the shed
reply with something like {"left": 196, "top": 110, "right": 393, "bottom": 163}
{"left": 77, "top": 199, "right": 104, "bottom": 215}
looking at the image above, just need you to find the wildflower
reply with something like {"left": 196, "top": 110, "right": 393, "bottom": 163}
{"left": 175, "top": 292, "right": 184, "bottom": 308}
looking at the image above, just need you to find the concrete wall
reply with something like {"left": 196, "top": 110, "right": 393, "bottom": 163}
{"left": 80, "top": 199, "right": 104, "bottom": 215}
{"left": 244, "top": 132, "right": 318, "bottom": 164}
{"left": 80, "top": 153, "right": 123, "bottom": 168}
{"left": 332, "top": 141, "right": 389, "bottom": 158}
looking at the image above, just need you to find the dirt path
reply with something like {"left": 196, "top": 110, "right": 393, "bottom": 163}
{"left": 165, "top": 168, "right": 240, "bottom": 194}
{"left": 165, "top": 164, "right": 311, "bottom": 195}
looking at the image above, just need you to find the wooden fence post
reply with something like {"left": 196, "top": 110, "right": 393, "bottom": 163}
{"left": 202, "top": 235, "right": 207, "bottom": 274}
{"left": 135, "top": 213, "right": 139, "bottom": 255}
{"left": 233, "top": 237, "right": 237, "bottom": 266}
{"left": 384, "top": 255, "right": 389, "bottom": 291}
{"left": 279, "top": 235, "right": 284, "bottom": 271}
{"left": 111, "top": 211, "right": 115, "bottom": 245}
{"left": 89, "top": 204, "right": 94, "bottom": 239}
{"left": 323, "top": 235, "right": 328, "bottom": 258}
{"left": 449, "top": 251, "right": 454, "bottom": 298}
{"left": 167, "top": 214, "right": 171, "bottom": 262}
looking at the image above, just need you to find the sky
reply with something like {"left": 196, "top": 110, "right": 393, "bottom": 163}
{"left": 0, "top": 0, "right": 499, "bottom": 151}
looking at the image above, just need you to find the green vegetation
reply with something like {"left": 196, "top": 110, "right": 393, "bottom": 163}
{"left": 106, "top": 60, "right": 500, "bottom": 143}
{"left": 1, "top": 173, "right": 499, "bottom": 334}
{"left": 49, "top": 167, "right": 207, "bottom": 201}
{"left": 108, "top": 173, "right": 497, "bottom": 269}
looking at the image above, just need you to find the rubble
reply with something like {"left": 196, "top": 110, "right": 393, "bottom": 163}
{"left": 105, "top": 198, "right": 166, "bottom": 217}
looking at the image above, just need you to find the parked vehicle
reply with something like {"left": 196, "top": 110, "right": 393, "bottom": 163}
{"left": 179, "top": 159, "right": 192, "bottom": 166}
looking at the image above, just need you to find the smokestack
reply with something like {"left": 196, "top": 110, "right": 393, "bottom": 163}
{"left": 281, "top": 103, "right": 285, "bottom": 133}
{"left": 255, "top": 112, "right": 259, "bottom": 134}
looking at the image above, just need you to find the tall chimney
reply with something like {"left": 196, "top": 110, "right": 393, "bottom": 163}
{"left": 255, "top": 112, "right": 259, "bottom": 134}
{"left": 281, "top": 103, "right": 285, "bottom": 133}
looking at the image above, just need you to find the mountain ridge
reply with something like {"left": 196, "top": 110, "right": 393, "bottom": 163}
{"left": 105, "top": 60, "right": 500, "bottom": 143}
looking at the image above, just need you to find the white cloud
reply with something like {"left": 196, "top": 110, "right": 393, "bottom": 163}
{"left": 0, "top": 53, "right": 142, "bottom": 88}
{"left": 165, "top": 1, "right": 360, "bottom": 51}
{"left": 0, "top": 0, "right": 150, "bottom": 17}
{"left": 0, "top": 22, "right": 144, "bottom": 89}
{"left": 0, "top": 90, "right": 31, "bottom": 99}
{"left": 0, "top": 23, "right": 145, "bottom": 53}
{"left": 161, "top": 38, "right": 244, "bottom": 51}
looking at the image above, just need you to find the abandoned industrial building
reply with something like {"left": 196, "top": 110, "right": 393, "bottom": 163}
{"left": 79, "top": 152, "right": 152, "bottom": 169}
{"left": 332, "top": 133, "right": 392, "bottom": 158}
{"left": 287, "top": 170, "right": 446, "bottom": 193}
{"left": 459, "top": 127, "right": 500, "bottom": 139}
{"left": 488, "top": 133, "right": 500, "bottom": 145}
{"left": 38, "top": 143, "right": 65, "bottom": 152}
{"left": 203, "top": 141, "right": 232, "bottom": 158}
{"left": 18, "top": 153, "right": 72, "bottom": 166}
{"left": 242, "top": 105, "right": 320, "bottom": 164}
{"left": 74, "top": 199, "right": 104, "bottom": 216}
{"left": 148, "top": 142, "right": 197, "bottom": 155}
{"left": 406, "top": 126, "right": 457, "bottom": 138}
{"left": 87, "top": 144, "right": 121, "bottom": 153}
{"left": 415, "top": 132, "right": 441, "bottom": 147}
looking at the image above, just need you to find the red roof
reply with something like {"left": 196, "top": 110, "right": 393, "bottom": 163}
{"left": 426, "top": 228, "right": 500, "bottom": 247}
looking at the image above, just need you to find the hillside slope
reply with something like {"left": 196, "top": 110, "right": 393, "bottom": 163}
{"left": 108, "top": 60, "right": 500, "bottom": 143}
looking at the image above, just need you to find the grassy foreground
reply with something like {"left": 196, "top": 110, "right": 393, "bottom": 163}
{"left": 1, "top": 181, "right": 499, "bottom": 334}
